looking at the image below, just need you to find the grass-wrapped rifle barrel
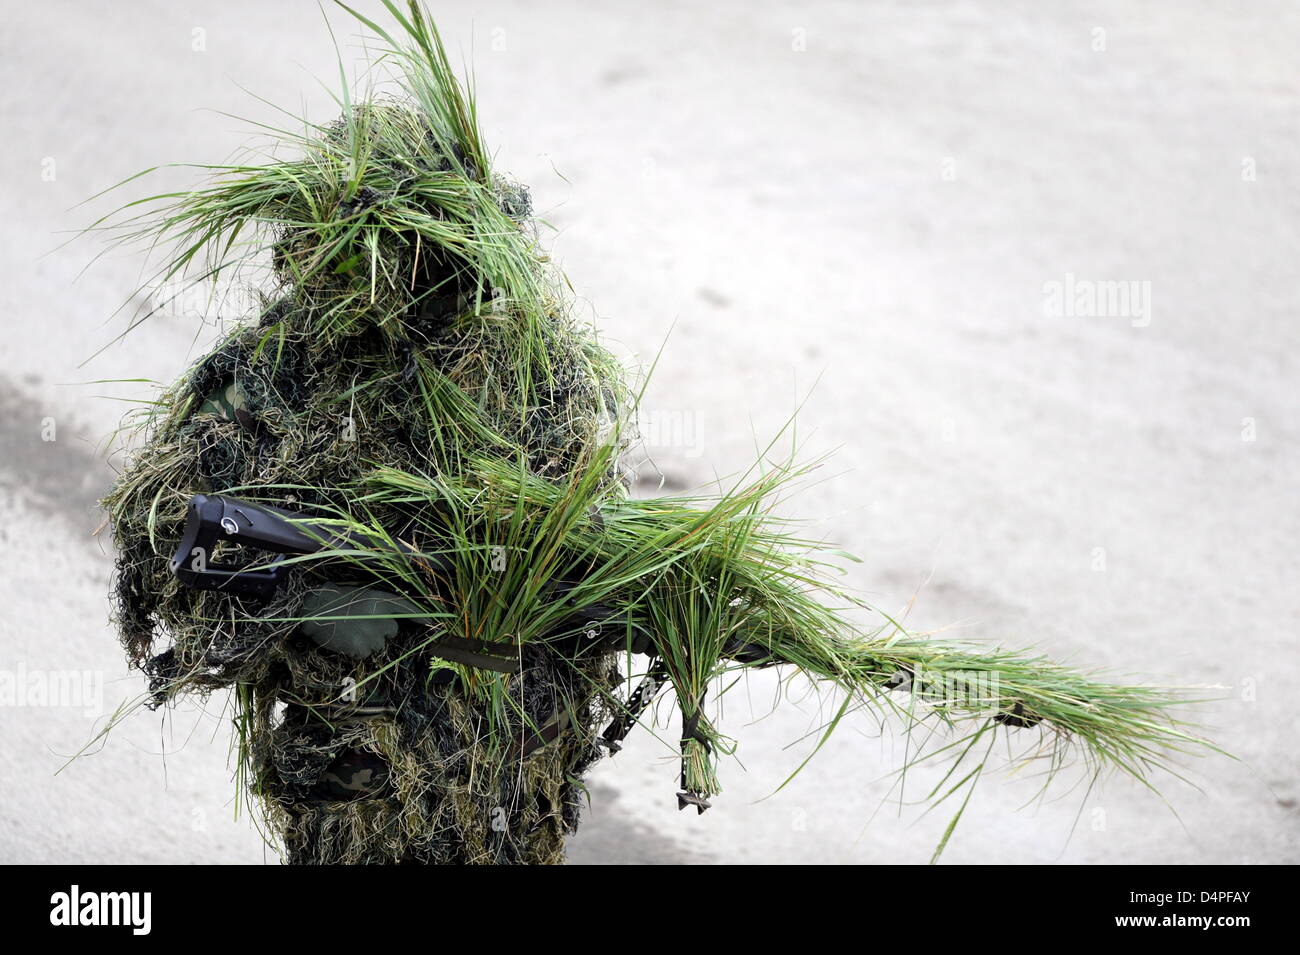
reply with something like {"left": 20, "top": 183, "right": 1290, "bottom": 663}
{"left": 88, "top": 0, "right": 1219, "bottom": 863}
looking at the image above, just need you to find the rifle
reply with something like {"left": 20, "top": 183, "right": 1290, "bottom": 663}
{"left": 168, "top": 493, "right": 433, "bottom": 599}
{"left": 168, "top": 493, "right": 518, "bottom": 671}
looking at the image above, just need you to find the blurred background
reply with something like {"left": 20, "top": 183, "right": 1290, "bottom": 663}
{"left": 2, "top": 0, "right": 1297, "bottom": 863}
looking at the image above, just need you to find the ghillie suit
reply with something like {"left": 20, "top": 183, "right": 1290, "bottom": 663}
{"left": 97, "top": 3, "right": 1213, "bottom": 864}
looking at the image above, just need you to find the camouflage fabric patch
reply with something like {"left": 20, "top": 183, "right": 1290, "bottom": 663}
{"left": 311, "top": 749, "right": 390, "bottom": 802}
{"left": 197, "top": 377, "right": 247, "bottom": 419}
{"left": 299, "top": 584, "right": 417, "bottom": 659}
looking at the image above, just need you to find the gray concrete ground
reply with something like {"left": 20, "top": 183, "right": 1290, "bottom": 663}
{"left": 1, "top": 0, "right": 1297, "bottom": 864}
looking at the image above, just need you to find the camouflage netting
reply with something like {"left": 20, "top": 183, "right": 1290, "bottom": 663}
{"left": 104, "top": 74, "right": 631, "bottom": 864}
{"left": 106, "top": 206, "right": 631, "bottom": 862}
